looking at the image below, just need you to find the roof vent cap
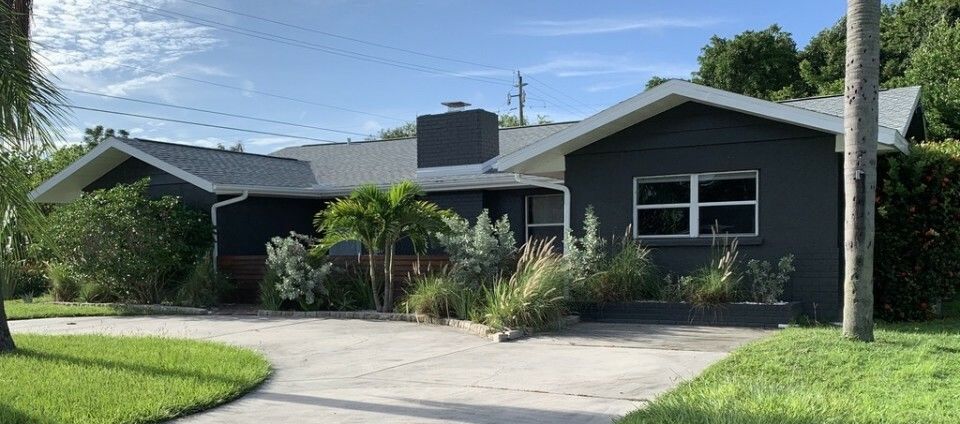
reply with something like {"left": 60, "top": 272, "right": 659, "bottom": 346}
{"left": 441, "top": 101, "right": 470, "bottom": 113}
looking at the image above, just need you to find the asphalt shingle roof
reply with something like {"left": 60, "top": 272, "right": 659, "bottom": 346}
{"left": 121, "top": 138, "right": 317, "bottom": 189}
{"left": 270, "top": 122, "right": 575, "bottom": 187}
{"left": 780, "top": 86, "right": 921, "bottom": 134}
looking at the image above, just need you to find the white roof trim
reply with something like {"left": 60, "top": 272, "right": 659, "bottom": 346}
{"left": 497, "top": 80, "right": 909, "bottom": 174}
{"left": 29, "top": 137, "right": 216, "bottom": 203}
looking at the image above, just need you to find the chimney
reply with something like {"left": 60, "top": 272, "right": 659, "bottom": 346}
{"left": 416, "top": 102, "right": 499, "bottom": 168}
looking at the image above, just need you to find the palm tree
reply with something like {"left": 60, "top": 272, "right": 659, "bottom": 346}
{"left": 314, "top": 181, "right": 448, "bottom": 312}
{"left": 842, "top": 0, "right": 880, "bottom": 342}
{"left": 83, "top": 125, "right": 128, "bottom": 148}
{"left": 0, "top": 0, "right": 69, "bottom": 352}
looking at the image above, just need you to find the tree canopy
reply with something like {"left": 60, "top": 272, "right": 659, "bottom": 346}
{"left": 650, "top": 0, "right": 960, "bottom": 139}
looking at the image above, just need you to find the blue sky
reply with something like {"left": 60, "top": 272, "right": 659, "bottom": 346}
{"left": 34, "top": 0, "right": 850, "bottom": 153}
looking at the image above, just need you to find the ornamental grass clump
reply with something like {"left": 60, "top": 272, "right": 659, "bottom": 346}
{"left": 481, "top": 239, "right": 567, "bottom": 331}
{"left": 682, "top": 233, "right": 741, "bottom": 306}
{"left": 401, "top": 273, "right": 459, "bottom": 317}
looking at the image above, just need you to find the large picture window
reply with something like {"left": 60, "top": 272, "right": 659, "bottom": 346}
{"left": 526, "top": 194, "right": 564, "bottom": 241}
{"left": 633, "top": 170, "right": 758, "bottom": 238}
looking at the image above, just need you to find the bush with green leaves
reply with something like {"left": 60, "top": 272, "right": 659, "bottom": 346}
{"left": 264, "top": 232, "right": 331, "bottom": 307}
{"left": 176, "top": 252, "right": 232, "bottom": 307}
{"left": 744, "top": 254, "right": 795, "bottom": 304}
{"left": 563, "top": 206, "right": 606, "bottom": 280}
{"left": 324, "top": 266, "right": 376, "bottom": 311}
{"left": 481, "top": 239, "right": 568, "bottom": 331}
{"left": 875, "top": 140, "right": 960, "bottom": 320}
{"left": 44, "top": 179, "right": 212, "bottom": 304}
{"left": 434, "top": 209, "right": 516, "bottom": 287}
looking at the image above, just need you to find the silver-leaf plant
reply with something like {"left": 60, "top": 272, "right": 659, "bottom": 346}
{"left": 744, "top": 254, "right": 795, "bottom": 304}
{"left": 435, "top": 209, "right": 516, "bottom": 287}
{"left": 563, "top": 206, "right": 606, "bottom": 280}
{"left": 265, "top": 232, "right": 331, "bottom": 304}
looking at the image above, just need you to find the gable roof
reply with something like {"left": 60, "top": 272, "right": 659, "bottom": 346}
{"left": 496, "top": 80, "right": 911, "bottom": 174}
{"left": 780, "top": 86, "right": 921, "bottom": 135}
{"left": 271, "top": 122, "right": 575, "bottom": 188}
{"left": 30, "top": 137, "right": 318, "bottom": 203}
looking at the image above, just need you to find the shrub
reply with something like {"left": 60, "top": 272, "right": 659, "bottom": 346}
{"left": 564, "top": 206, "right": 606, "bottom": 280}
{"left": 400, "top": 273, "right": 459, "bottom": 317}
{"left": 44, "top": 179, "right": 212, "bottom": 303}
{"left": 681, "top": 235, "right": 741, "bottom": 306}
{"left": 573, "top": 233, "right": 661, "bottom": 303}
{"left": 176, "top": 252, "right": 231, "bottom": 307}
{"left": 744, "top": 254, "right": 795, "bottom": 303}
{"left": 324, "top": 266, "right": 375, "bottom": 311}
{"left": 876, "top": 140, "right": 960, "bottom": 320}
{"left": 265, "top": 232, "right": 332, "bottom": 306}
{"left": 481, "top": 239, "right": 568, "bottom": 331}
{"left": 47, "top": 262, "right": 81, "bottom": 302}
{"left": 434, "top": 209, "right": 516, "bottom": 287}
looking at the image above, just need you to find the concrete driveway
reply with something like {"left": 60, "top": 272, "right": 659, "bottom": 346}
{"left": 10, "top": 316, "right": 769, "bottom": 423}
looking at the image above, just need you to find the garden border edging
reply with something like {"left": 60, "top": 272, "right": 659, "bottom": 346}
{"left": 257, "top": 310, "right": 579, "bottom": 342}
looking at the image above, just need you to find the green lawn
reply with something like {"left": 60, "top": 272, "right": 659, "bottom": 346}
{"left": 618, "top": 318, "right": 960, "bottom": 424}
{"left": 4, "top": 298, "right": 127, "bottom": 320}
{"left": 0, "top": 334, "right": 270, "bottom": 424}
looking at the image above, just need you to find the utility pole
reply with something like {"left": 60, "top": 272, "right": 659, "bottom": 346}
{"left": 508, "top": 70, "right": 527, "bottom": 125}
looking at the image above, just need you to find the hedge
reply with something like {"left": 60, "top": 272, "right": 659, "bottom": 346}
{"left": 875, "top": 140, "right": 960, "bottom": 320}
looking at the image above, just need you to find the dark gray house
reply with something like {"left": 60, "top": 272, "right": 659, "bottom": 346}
{"left": 30, "top": 81, "right": 924, "bottom": 319}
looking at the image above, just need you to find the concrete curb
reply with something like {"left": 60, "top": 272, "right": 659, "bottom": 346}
{"left": 257, "top": 309, "right": 578, "bottom": 342}
{"left": 52, "top": 302, "right": 210, "bottom": 315}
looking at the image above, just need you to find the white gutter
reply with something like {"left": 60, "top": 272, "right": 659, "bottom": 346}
{"left": 210, "top": 191, "right": 249, "bottom": 272}
{"left": 514, "top": 174, "right": 570, "bottom": 253}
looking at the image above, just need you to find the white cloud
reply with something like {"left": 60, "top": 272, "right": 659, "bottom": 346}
{"left": 509, "top": 17, "right": 723, "bottom": 36}
{"left": 463, "top": 53, "right": 694, "bottom": 80}
{"left": 32, "top": 0, "right": 221, "bottom": 96}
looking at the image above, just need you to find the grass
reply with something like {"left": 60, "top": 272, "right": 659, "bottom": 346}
{"left": 4, "top": 297, "right": 128, "bottom": 320}
{"left": 618, "top": 317, "right": 960, "bottom": 423}
{"left": 0, "top": 334, "right": 270, "bottom": 424}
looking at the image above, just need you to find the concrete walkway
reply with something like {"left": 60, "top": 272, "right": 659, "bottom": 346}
{"left": 10, "top": 316, "right": 769, "bottom": 424}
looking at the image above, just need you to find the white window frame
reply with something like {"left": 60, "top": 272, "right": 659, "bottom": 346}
{"left": 525, "top": 194, "right": 565, "bottom": 241}
{"left": 632, "top": 170, "right": 759, "bottom": 239}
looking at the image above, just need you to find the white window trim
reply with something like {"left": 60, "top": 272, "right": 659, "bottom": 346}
{"left": 525, "top": 194, "right": 565, "bottom": 241}
{"left": 632, "top": 170, "right": 759, "bottom": 239}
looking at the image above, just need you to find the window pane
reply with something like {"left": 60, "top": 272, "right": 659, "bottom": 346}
{"left": 699, "top": 205, "right": 756, "bottom": 235}
{"left": 699, "top": 172, "right": 756, "bottom": 203}
{"left": 636, "top": 176, "right": 691, "bottom": 205}
{"left": 527, "top": 195, "right": 564, "bottom": 224}
{"left": 527, "top": 225, "right": 564, "bottom": 246}
{"left": 636, "top": 208, "right": 690, "bottom": 236}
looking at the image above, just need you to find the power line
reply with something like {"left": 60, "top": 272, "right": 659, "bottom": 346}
{"left": 110, "top": 0, "right": 513, "bottom": 87}
{"left": 527, "top": 75, "right": 599, "bottom": 114}
{"left": 178, "top": 0, "right": 514, "bottom": 73}
{"left": 55, "top": 104, "right": 340, "bottom": 143}
{"left": 525, "top": 86, "right": 588, "bottom": 117}
{"left": 62, "top": 87, "right": 371, "bottom": 137}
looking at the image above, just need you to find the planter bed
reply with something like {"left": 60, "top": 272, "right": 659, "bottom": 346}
{"left": 571, "top": 301, "right": 804, "bottom": 328}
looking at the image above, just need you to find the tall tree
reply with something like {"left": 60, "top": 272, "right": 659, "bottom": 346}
{"left": 498, "top": 113, "right": 551, "bottom": 128}
{"left": 903, "top": 20, "right": 960, "bottom": 140}
{"left": 83, "top": 125, "right": 128, "bottom": 148}
{"left": 374, "top": 122, "right": 416, "bottom": 140}
{"left": 842, "top": 0, "right": 880, "bottom": 342}
{"left": 693, "top": 25, "right": 804, "bottom": 100}
{"left": 0, "top": 0, "right": 69, "bottom": 352}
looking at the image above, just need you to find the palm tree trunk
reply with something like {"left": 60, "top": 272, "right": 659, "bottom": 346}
{"left": 382, "top": 243, "right": 393, "bottom": 313}
{"left": 367, "top": 252, "right": 382, "bottom": 312}
{"left": 0, "top": 296, "right": 12, "bottom": 352}
{"left": 842, "top": 0, "right": 880, "bottom": 342}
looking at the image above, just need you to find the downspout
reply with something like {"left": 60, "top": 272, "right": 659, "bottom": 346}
{"left": 513, "top": 174, "right": 570, "bottom": 253}
{"left": 211, "top": 191, "right": 249, "bottom": 272}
